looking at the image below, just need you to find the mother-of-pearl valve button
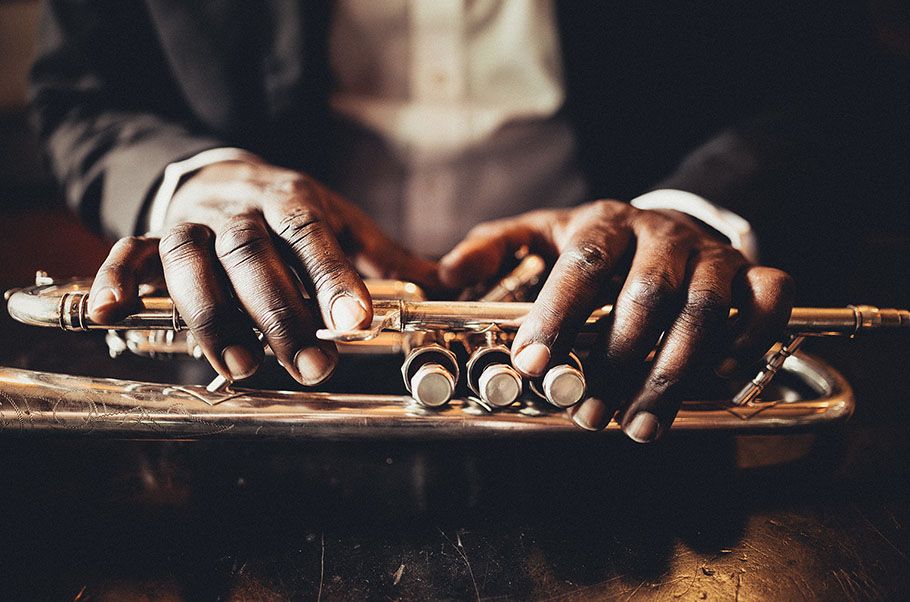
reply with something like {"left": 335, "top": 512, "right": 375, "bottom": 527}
{"left": 410, "top": 363, "right": 456, "bottom": 407}
{"left": 477, "top": 363, "right": 523, "bottom": 408}
{"left": 541, "top": 364, "right": 586, "bottom": 408}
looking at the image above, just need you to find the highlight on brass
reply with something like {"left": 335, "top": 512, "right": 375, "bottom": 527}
{"left": 5, "top": 269, "right": 909, "bottom": 429}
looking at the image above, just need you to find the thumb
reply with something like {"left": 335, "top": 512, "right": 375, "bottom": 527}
{"left": 438, "top": 216, "right": 550, "bottom": 290}
{"left": 354, "top": 240, "right": 441, "bottom": 293}
{"left": 329, "top": 191, "right": 442, "bottom": 292}
{"left": 88, "top": 236, "right": 163, "bottom": 323}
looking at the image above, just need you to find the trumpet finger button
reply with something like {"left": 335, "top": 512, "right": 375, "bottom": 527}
{"left": 478, "top": 364, "right": 522, "bottom": 408}
{"left": 543, "top": 364, "right": 586, "bottom": 408}
{"left": 410, "top": 363, "right": 456, "bottom": 407}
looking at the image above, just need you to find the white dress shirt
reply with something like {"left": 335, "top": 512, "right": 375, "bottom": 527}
{"left": 149, "top": 0, "right": 756, "bottom": 261}
{"left": 327, "top": 0, "right": 585, "bottom": 256}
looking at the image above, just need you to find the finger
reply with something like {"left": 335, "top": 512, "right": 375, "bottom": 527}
{"left": 262, "top": 197, "right": 372, "bottom": 332}
{"left": 159, "top": 223, "right": 263, "bottom": 381}
{"left": 569, "top": 220, "right": 694, "bottom": 431}
{"left": 88, "top": 236, "right": 162, "bottom": 323}
{"left": 438, "top": 212, "right": 555, "bottom": 289}
{"left": 511, "top": 203, "right": 632, "bottom": 378}
{"left": 620, "top": 245, "right": 746, "bottom": 443}
{"left": 214, "top": 212, "right": 336, "bottom": 385}
{"left": 716, "top": 266, "right": 795, "bottom": 377}
{"left": 333, "top": 196, "right": 442, "bottom": 290}
{"left": 355, "top": 236, "right": 442, "bottom": 293}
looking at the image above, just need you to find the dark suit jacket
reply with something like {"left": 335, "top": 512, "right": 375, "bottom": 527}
{"left": 28, "top": 1, "right": 897, "bottom": 249}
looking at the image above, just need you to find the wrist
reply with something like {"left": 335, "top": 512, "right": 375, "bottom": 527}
{"left": 629, "top": 189, "right": 759, "bottom": 262}
{"left": 146, "top": 148, "right": 261, "bottom": 234}
{"left": 654, "top": 209, "right": 732, "bottom": 246}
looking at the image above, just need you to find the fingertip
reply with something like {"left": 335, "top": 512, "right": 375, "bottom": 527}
{"left": 621, "top": 411, "right": 662, "bottom": 443}
{"left": 294, "top": 345, "right": 338, "bottom": 386}
{"left": 437, "top": 249, "right": 472, "bottom": 289}
{"left": 222, "top": 344, "right": 261, "bottom": 380}
{"left": 87, "top": 286, "right": 127, "bottom": 323}
{"left": 569, "top": 397, "right": 612, "bottom": 431}
{"left": 438, "top": 238, "right": 502, "bottom": 289}
{"left": 512, "top": 342, "right": 551, "bottom": 377}
{"left": 330, "top": 294, "right": 371, "bottom": 330}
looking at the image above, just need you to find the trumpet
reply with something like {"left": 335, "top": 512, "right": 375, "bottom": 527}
{"left": 3, "top": 265, "right": 908, "bottom": 440}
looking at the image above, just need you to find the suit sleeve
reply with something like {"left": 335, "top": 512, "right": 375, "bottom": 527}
{"left": 28, "top": 0, "right": 224, "bottom": 238}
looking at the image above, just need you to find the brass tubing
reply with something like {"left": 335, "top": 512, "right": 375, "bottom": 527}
{"left": 7, "top": 279, "right": 910, "bottom": 337}
{"left": 0, "top": 351, "right": 857, "bottom": 438}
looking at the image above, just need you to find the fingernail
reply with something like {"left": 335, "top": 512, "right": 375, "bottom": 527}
{"left": 222, "top": 345, "right": 258, "bottom": 380}
{"left": 89, "top": 287, "right": 119, "bottom": 314}
{"left": 624, "top": 411, "right": 661, "bottom": 443}
{"left": 715, "top": 358, "right": 738, "bottom": 378}
{"left": 330, "top": 295, "right": 368, "bottom": 330}
{"left": 513, "top": 343, "right": 550, "bottom": 377}
{"left": 295, "top": 347, "right": 336, "bottom": 385}
{"left": 570, "top": 398, "right": 609, "bottom": 431}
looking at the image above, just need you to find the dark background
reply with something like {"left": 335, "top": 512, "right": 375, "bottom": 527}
{"left": 1, "top": 1, "right": 909, "bottom": 600}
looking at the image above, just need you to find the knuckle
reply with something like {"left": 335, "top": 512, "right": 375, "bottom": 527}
{"left": 700, "top": 243, "right": 744, "bottom": 266}
{"left": 564, "top": 241, "right": 613, "bottom": 275}
{"left": 257, "top": 305, "right": 304, "bottom": 345}
{"left": 285, "top": 173, "right": 316, "bottom": 196}
{"left": 622, "top": 273, "right": 679, "bottom": 314}
{"left": 466, "top": 220, "right": 503, "bottom": 239}
{"left": 215, "top": 217, "right": 269, "bottom": 266}
{"left": 259, "top": 172, "right": 312, "bottom": 200}
{"left": 276, "top": 207, "right": 323, "bottom": 248}
{"left": 159, "top": 223, "right": 212, "bottom": 261}
{"left": 657, "top": 237, "right": 695, "bottom": 261}
{"left": 678, "top": 288, "right": 729, "bottom": 330}
{"left": 768, "top": 269, "right": 796, "bottom": 303}
{"left": 647, "top": 368, "right": 682, "bottom": 394}
{"left": 185, "top": 303, "right": 226, "bottom": 340}
{"left": 110, "top": 235, "right": 146, "bottom": 256}
{"left": 309, "top": 257, "right": 352, "bottom": 293}
{"left": 641, "top": 215, "right": 698, "bottom": 244}
{"left": 590, "top": 199, "right": 625, "bottom": 218}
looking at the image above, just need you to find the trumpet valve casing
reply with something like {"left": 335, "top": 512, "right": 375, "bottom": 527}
{"left": 401, "top": 344, "right": 460, "bottom": 407}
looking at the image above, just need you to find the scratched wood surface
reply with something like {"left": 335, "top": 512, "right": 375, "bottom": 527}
{"left": 0, "top": 207, "right": 908, "bottom": 601}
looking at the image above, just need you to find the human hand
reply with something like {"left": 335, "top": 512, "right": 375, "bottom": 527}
{"left": 87, "top": 159, "right": 438, "bottom": 385}
{"left": 439, "top": 200, "right": 793, "bottom": 442}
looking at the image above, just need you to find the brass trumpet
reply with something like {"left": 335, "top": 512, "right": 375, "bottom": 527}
{"left": 2, "top": 264, "right": 908, "bottom": 439}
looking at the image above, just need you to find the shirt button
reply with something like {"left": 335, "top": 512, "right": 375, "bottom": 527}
{"left": 432, "top": 70, "right": 448, "bottom": 86}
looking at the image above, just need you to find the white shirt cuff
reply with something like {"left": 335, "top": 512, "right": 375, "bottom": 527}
{"left": 145, "top": 147, "right": 260, "bottom": 234}
{"left": 629, "top": 189, "right": 759, "bottom": 263}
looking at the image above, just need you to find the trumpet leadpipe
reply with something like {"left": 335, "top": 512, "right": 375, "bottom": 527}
{"left": 6, "top": 278, "right": 909, "bottom": 338}
{"left": 390, "top": 302, "right": 910, "bottom": 337}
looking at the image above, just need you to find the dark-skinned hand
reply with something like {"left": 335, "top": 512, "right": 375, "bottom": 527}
{"left": 438, "top": 200, "right": 794, "bottom": 443}
{"left": 87, "top": 159, "right": 438, "bottom": 386}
